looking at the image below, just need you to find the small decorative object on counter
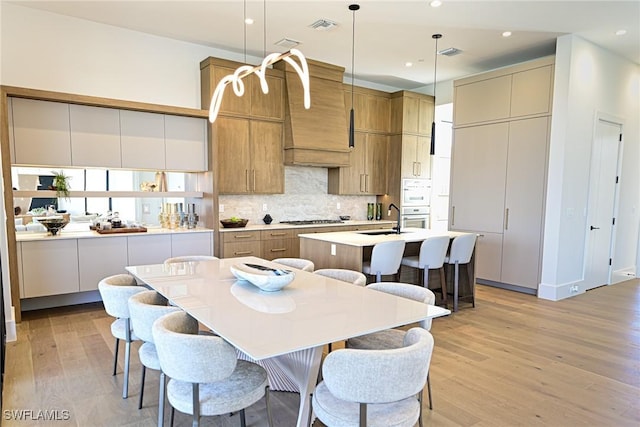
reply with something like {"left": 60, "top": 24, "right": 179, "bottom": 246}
{"left": 111, "top": 212, "right": 122, "bottom": 228}
{"left": 263, "top": 214, "right": 273, "bottom": 225}
{"left": 220, "top": 217, "right": 249, "bottom": 228}
{"left": 154, "top": 171, "right": 167, "bottom": 192}
{"left": 187, "top": 203, "right": 198, "bottom": 229}
{"left": 367, "top": 203, "right": 374, "bottom": 220}
{"left": 375, "top": 203, "right": 382, "bottom": 220}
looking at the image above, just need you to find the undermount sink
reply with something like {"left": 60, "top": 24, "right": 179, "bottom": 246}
{"left": 359, "top": 230, "right": 407, "bottom": 236}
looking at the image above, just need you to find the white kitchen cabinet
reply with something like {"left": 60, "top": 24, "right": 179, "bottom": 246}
{"left": 510, "top": 65, "right": 553, "bottom": 118}
{"left": 474, "top": 232, "right": 503, "bottom": 282}
{"left": 501, "top": 117, "right": 549, "bottom": 289}
{"left": 70, "top": 104, "right": 122, "bottom": 168}
{"left": 120, "top": 110, "right": 165, "bottom": 170}
{"left": 164, "top": 115, "right": 207, "bottom": 171}
{"left": 171, "top": 233, "right": 213, "bottom": 257}
{"left": 8, "top": 98, "right": 15, "bottom": 164}
{"left": 449, "top": 123, "right": 509, "bottom": 232}
{"left": 454, "top": 75, "right": 512, "bottom": 126}
{"left": 21, "top": 239, "right": 79, "bottom": 298}
{"left": 127, "top": 234, "right": 172, "bottom": 265}
{"left": 16, "top": 241, "right": 24, "bottom": 298}
{"left": 78, "top": 237, "right": 128, "bottom": 292}
{"left": 11, "top": 98, "right": 72, "bottom": 166}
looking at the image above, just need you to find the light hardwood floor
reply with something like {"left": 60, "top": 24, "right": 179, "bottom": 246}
{"left": 3, "top": 279, "right": 639, "bottom": 426}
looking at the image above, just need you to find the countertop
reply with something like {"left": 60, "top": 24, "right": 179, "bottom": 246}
{"left": 16, "top": 225, "right": 214, "bottom": 242}
{"left": 298, "top": 227, "right": 472, "bottom": 247}
{"left": 218, "top": 220, "right": 394, "bottom": 232}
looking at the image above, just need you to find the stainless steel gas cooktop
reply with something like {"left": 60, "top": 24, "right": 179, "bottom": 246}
{"left": 279, "top": 219, "right": 344, "bottom": 226}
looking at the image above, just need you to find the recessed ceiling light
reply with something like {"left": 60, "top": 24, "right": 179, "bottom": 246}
{"left": 245, "top": 18, "right": 254, "bottom": 25}
{"left": 430, "top": 1, "right": 443, "bottom": 7}
{"left": 405, "top": 62, "right": 413, "bottom": 67}
{"left": 502, "top": 31, "right": 512, "bottom": 37}
{"left": 615, "top": 29, "right": 627, "bottom": 36}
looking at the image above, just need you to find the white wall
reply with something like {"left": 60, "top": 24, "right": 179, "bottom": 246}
{"left": 539, "top": 34, "right": 640, "bottom": 300}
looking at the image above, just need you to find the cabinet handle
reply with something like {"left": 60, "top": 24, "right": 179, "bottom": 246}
{"left": 270, "top": 248, "right": 287, "bottom": 252}
{"left": 365, "top": 174, "right": 369, "bottom": 193}
{"left": 360, "top": 174, "right": 365, "bottom": 192}
{"left": 270, "top": 232, "right": 287, "bottom": 236}
{"left": 478, "top": 234, "right": 485, "bottom": 237}
{"left": 245, "top": 170, "right": 250, "bottom": 192}
{"left": 417, "top": 162, "right": 422, "bottom": 176}
{"left": 505, "top": 208, "right": 509, "bottom": 230}
{"left": 451, "top": 206, "right": 455, "bottom": 227}
{"left": 234, "top": 234, "right": 254, "bottom": 239}
{"left": 234, "top": 251, "right": 253, "bottom": 255}
{"left": 252, "top": 169, "right": 256, "bottom": 192}
{"left": 413, "top": 162, "right": 417, "bottom": 176}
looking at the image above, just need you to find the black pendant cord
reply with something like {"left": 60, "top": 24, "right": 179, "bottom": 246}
{"left": 430, "top": 33, "right": 442, "bottom": 155}
{"left": 349, "top": 4, "right": 359, "bottom": 149}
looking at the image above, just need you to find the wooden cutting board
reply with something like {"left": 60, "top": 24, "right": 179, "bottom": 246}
{"left": 95, "top": 226, "right": 147, "bottom": 234}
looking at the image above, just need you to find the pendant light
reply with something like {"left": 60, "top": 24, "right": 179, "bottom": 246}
{"left": 430, "top": 33, "right": 442, "bottom": 155}
{"left": 348, "top": 4, "right": 360, "bottom": 148}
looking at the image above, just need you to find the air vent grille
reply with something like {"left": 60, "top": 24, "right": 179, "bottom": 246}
{"left": 309, "top": 19, "right": 338, "bottom": 30}
{"left": 438, "top": 47, "right": 462, "bottom": 56}
{"left": 274, "top": 38, "right": 301, "bottom": 49}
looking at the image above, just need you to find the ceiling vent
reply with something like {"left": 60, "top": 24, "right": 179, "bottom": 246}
{"left": 309, "top": 19, "right": 338, "bottom": 31}
{"left": 274, "top": 38, "right": 301, "bottom": 49}
{"left": 438, "top": 47, "right": 463, "bottom": 56}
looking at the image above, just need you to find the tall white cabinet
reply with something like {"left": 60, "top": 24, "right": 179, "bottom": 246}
{"left": 449, "top": 56, "right": 553, "bottom": 292}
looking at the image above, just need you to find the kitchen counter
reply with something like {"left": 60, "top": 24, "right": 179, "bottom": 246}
{"left": 218, "top": 220, "right": 394, "bottom": 232}
{"left": 298, "top": 227, "right": 470, "bottom": 247}
{"left": 16, "top": 225, "right": 213, "bottom": 242}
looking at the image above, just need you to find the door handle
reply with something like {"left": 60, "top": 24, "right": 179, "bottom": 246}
{"left": 590, "top": 226, "right": 600, "bottom": 230}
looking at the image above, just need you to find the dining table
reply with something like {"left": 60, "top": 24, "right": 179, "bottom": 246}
{"left": 126, "top": 256, "right": 451, "bottom": 427}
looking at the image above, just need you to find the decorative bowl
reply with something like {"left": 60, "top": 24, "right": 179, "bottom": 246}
{"left": 339, "top": 215, "right": 351, "bottom": 221}
{"left": 230, "top": 263, "right": 295, "bottom": 292}
{"left": 220, "top": 218, "right": 249, "bottom": 228}
{"left": 37, "top": 218, "right": 69, "bottom": 235}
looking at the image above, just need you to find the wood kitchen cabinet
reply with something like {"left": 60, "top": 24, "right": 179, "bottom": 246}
{"left": 390, "top": 91, "right": 434, "bottom": 136}
{"left": 260, "top": 229, "right": 297, "bottom": 260}
{"left": 70, "top": 104, "right": 122, "bottom": 168}
{"left": 343, "top": 86, "right": 390, "bottom": 133}
{"left": 221, "top": 230, "right": 262, "bottom": 258}
{"left": 215, "top": 117, "right": 284, "bottom": 194}
{"left": 328, "top": 132, "right": 388, "bottom": 195}
{"left": 11, "top": 98, "right": 72, "bottom": 167}
{"left": 400, "top": 134, "right": 431, "bottom": 178}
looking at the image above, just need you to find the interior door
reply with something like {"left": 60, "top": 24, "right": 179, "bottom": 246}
{"left": 584, "top": 119, "right": 622, "bottom": 290}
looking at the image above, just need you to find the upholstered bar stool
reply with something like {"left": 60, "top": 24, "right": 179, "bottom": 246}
{"left": 163, "top": 255, "right": 218, "bottom": 264}
{"left": 362, "top": 240, "right": 406, "bottom": 283}
{"left": 445, "top": 233, "right": 477, "bottom": 312}
{"left": 346, "top": 282, "right": 437, "bottom": 410}
{"left": 401, "top": 235, "right": 450, "bottom": 305}
{"left": 128, "top": 290, "right": 181, "bottom": 426}
{"left": 273, "top": 257, "right": 315, "bottom": 272}
{"left": 314, "top": 268, "right": 367, "bottom": 287}
{"left": 98, "top": 274, "right": 145, "bottom": 399}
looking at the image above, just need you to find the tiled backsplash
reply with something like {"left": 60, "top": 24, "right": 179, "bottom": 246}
{"left": 219, "top": 166, "right": 376, "bottom": 224}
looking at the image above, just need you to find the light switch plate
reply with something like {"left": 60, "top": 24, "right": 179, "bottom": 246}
{"left": 219, "top": 204, "right": 224, "bottom": 213}
{"left": 331, "top": 244, "right": 336, "bottom": 256}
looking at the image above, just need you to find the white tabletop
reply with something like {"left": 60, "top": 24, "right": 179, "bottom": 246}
{"left": 126, "top": 256, "right": 450, "bottom": 360}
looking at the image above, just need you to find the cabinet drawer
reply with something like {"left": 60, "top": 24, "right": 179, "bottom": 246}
{"left": 260, "top": 229, "right": 295, "bottom": 240}
{"left": 223, "top": 231, "right": 261, "bottom": 243}
{"left": 261, "top": 238, "right": 297, "bottom": 260}
{"left": 222, "top": 241, "right": 261, "bottom": 258}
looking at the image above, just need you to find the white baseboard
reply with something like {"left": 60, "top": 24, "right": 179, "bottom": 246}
{"left": 6, "top": 306, "right": 17, "bottom": 342}
{"left": 612, "top": 267, "right": 636, "bottom": 284}
{"left": 538, "top": 280, "right": 584, "bottom": 301}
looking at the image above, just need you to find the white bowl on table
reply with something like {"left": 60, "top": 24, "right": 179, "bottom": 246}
{"left": 230, "top": 263, "right": 295, "bottom": 292}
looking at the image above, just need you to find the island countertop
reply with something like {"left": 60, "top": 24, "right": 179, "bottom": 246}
{"left": 298, "top": 227, "right": 472, "bottom": 247}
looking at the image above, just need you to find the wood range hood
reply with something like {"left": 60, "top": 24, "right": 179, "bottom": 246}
{"left": 274, "top": 59, "right": 350, "bottom": 167}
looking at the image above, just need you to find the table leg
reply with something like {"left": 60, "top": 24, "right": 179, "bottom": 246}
{"left": 270, "top": 346, "right": 324, "bottom": 427}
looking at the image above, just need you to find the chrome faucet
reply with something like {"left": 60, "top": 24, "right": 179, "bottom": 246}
{"left": 388, "top": 203, "right": 401, "bottom": 234}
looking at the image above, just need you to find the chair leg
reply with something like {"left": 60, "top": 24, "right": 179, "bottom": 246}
{"left": 466, "top": 263, "right": 475, "bottom": 307}
{"left": 328, "top": 343, "right": 332, "bottom": 353}
{"left": 123, "top": 339, "right": 131, "bottom": 399}
{"left": 158, "top": 372, "right": 166, "bottom": 427}
{"left": 376, "top": 271, "right": 382, "bottom": 283}
{"left": 359, "top": 403, "right": 367, "bottom": 427}
{"left": 112, "top": 338, "right": 119, "bottom": 376}
{"left": 423, "top": 267, "right": 429, "bottom": 288}
{"left": 240, "top": 409, "right": 246, "bottom": 427}
{"left": 307, "top": 393, "right": 313, "bottom": 427}
{"left": 417, "top": 389, "right": 424, "bottom": 427}
{"left": 192, "top": 383, "right": 200, "bottom": 427}
{"left": 453, "top": 262, "right": 459, "bottom": 312}
{"left": 170, "top": 406, "right": 175, "bottom": 427}
{"left": 138, "top": 366, "right": 146, "bottom": 409}
{"left": 439, "top": 267, "right": 448, "bottom": 307}
{"left": 427, "top": 373, "right": 433, "bottom": 410}
{"left": 265, "top": 386, "right": 273, "bottom": 427}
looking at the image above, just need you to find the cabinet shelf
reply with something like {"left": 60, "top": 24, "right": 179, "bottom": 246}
{"left": 13, "top": 190, "right": 204, "bottom": 198}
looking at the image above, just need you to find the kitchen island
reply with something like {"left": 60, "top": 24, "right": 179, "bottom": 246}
{"left": 300, "top": 227, "right": 477, "bottom": 308}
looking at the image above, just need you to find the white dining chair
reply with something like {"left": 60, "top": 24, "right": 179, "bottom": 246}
{"left": 98, "top": 274, "right": 145, "bottom": 399}
{"left": 401, "top": 235, "right": 450, "bottom": 305}
{"left": 128, "top": 290, "right": 181, "bottom": 426}
{"left": 445, "top": 233, "right": 477, "bottom": 312}
{"left": 362, "top": 240, "right": 406, "bottom": 282}
{"left": 312, "top": 327, "right": 434, "bottom": 427}
{"left": 346, "top": 282, "right": 437, "bottom": 410}
{"left": 314, "top": 268, "right": 367, "bottom": 287}
{"left": 164, "top": 255, "right": 218, "bottom": 264}
{"left": 273, "top": 257, "right": 315, "bottom": 272}
{"left": 152, "top": 311, "right": 273, "bottom": 427}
